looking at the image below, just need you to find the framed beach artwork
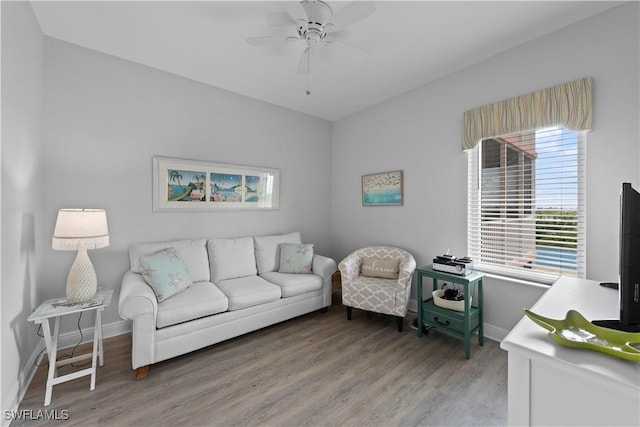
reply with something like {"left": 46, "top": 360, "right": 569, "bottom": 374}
{"left": 362, "top": 170, "right": 403, "bottom": 206}
{"left": 153, "top": 156, "right": 279, "bottom": 212}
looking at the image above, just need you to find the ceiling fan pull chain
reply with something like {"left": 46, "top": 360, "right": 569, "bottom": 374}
{"left": 306, "top": 48, "right": 311, "bottom": 96}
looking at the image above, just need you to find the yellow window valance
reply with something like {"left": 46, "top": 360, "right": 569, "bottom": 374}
{"left": 462, "top": 77, "right": 593, "bottom": 150}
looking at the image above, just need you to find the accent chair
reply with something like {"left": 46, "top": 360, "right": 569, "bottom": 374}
{"left": 339, "top": 246, "right": 416, "bottom": 332}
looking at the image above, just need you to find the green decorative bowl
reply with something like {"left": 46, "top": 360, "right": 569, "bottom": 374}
{"left": 524, "top": 309, "right": 640, "bottom": 362}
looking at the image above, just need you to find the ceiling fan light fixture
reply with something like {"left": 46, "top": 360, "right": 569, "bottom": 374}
{"left": 305, "top": 27, "right": 324, "bottom": 45}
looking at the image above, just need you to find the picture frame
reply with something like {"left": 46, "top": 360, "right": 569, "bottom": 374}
{"left": 153, "top": 156, "right": 280, "bottom": 212}
{"left": 362, "top": 170, "right": 403, "bottom": 206}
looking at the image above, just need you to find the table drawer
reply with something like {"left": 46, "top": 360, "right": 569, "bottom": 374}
{"left": 423, "top": 307, "right": 464, "bottom": 331}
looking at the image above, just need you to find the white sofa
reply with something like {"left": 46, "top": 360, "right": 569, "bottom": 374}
{"left": 118, "top": 232, "right": 337, "bottom": 379}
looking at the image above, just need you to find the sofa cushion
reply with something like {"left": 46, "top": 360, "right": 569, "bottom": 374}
{"left": 278, "top": 243, "right": 314, "bottom": 274}
{"left": 260, "top": 271, "right": 322, "bottom": 298}
{"left": 361, "top": 257, "right": 400, "bottom": 279}
{"left": 253, "top": 232, "right": 302, "bottom": 274}
{"left": 156, "top": 281, "right": 229, "bottom": 328}
{"left": 215, "top": 275, "right": 281, "bottom": 311}
{"left": 208, "top": 237, "right": 257, "bottom": 283}
{"left": 130, "top": 239, "right": 210, "bottom": 283}
{"left": 139, "top": 248, "right": 192, "bottom": 302}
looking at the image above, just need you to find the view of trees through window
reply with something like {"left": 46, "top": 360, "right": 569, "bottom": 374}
{"left": 478, "top": 126, "right": 582, "bottom": 276}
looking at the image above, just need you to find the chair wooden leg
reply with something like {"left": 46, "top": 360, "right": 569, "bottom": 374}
{"left": 346, "top": 306, "right": 352, "bottom": 320}
{"left": 396, "top": 316, "right": 403, "bottom": 332}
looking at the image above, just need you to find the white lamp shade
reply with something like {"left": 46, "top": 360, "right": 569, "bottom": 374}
{"left": 52, "top": 209, "right": 109, "bottom": 302}
{"left": 52, "top": 209, "right": 109, "bottom": 250}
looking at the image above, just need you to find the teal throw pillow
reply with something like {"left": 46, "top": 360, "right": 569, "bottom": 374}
{"left": 278, "top": 243, "right": 314, "bottom": 274}
{"left": 139, "top": 247, "right": 192, "bottom": 302}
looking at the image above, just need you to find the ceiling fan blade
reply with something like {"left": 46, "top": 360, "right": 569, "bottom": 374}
{"left": 283, "top": 1, "right": 306, "bottom": 22}
{"left": 328, "top": 1, "right": 376, "bottom": 32}
{"left": 246, "top": 35, "right": 297, "bottom": 46}
{"left": 324, "top": 39, "right": 368, "bottom": 63}
{"left": 266, "top": 11, "right": 296, "bottom": 27}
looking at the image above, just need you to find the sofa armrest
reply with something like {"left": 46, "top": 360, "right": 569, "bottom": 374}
{"left": 118, "top": 270, "right": 158, "bottom": 369}
{"left": 313, "top": 254, "right": 337, "bottom": 280}
{"left": 118, "top": 270, "right": 158, "bottom": 322}
{"left": 313, "top": 254, "right": 337, "bottom": 307}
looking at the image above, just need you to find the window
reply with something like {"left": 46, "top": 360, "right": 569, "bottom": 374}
{"left": 463, "top": 78, "right": 591, "bottom": 283}
{"left": 468, "top": 127, "right": 586, "bottom": 282}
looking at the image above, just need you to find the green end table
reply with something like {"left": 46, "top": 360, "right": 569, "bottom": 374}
{"left": 416, "top": 265, "right": 484, "bottom": 359}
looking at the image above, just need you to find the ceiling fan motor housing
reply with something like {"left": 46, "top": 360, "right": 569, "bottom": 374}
{"left": 299, "top": 0, "right": 334, "bottom": 46}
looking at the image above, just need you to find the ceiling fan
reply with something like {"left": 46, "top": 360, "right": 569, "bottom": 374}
{"left": 246, "top": 1, "right": 376, "bottom": 94}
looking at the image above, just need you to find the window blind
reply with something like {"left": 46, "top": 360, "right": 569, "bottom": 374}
{"left": 467, "top": 127, "right": 586, "bottom": 283}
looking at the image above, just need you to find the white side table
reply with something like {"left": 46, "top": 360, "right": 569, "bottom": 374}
{"left": 28, "top": 289, "right": 112, "bottom": 406}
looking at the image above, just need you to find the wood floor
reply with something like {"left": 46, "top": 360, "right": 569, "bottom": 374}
{"left": 16, "top": 302, "right": 507, "bottom": 426}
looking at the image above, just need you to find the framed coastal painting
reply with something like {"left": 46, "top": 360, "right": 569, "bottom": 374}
{"left": 153, "top": 156, "right": 280, "bottom": 212}
{"left": 362, "top": 170, "right": 403, "bottom": 206}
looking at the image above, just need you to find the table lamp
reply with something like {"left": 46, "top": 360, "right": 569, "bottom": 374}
{"left": 52, "top": 209, "right": 109, "bottom": 302}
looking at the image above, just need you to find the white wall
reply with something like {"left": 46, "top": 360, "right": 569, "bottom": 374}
{"left": 40, "top": 38, "right": 333, "bottom": 333}
{"left": 331, "top": 2, "right": 639, "bottom": 338}
{"left": 1, "top": 1, "right": 45, "bottom": 418}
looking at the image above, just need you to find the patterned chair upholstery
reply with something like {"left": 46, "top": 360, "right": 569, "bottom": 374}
{"left": 339, "top": 246, "right": 416, "bottom": 332}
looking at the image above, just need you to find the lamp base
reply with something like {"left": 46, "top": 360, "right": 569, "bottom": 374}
{"left": 66, "top": 248, "right": 97, "bottom": 303}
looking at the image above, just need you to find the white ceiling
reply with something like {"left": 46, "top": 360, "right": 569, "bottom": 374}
{"left": 30, "top": 1, "right": 623, "bottom": 121}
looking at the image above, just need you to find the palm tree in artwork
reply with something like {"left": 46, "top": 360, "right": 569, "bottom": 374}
{"left": 169, "top": 170, "right": 183, "bottom": 189}
{"left": 169, "top": 170, "right": 184, "bottom": 199}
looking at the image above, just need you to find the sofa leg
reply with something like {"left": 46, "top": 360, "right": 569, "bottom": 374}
{"left": 136, "top": 365, "right": 149, "bottom": 380}
{"left": 346, "top": 306, "right": 352, "bottom": 320}
{"left": 320, "top": 307, "right": 328, "bottom": 313}
{"left": 396, "top": 316, "right": 403, "bottom": 332}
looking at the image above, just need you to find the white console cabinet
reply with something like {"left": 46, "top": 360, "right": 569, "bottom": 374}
{"left": 501, "top": 277, "right": 640, "bottom": 426}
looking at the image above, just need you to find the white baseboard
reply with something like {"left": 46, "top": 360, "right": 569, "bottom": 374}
{"left": 482, "top": 323, "right": 510, "bottom": 342}
{"left": 3, "top": 319, "right": 132, "bottom": 425}
{"left": 55, "top": 319, "right": 131, "bottom": 350}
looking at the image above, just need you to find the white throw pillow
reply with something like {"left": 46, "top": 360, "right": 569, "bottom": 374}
{"left": 253, "top": 232, "right": 302, "bottom": 274}
{"left": 208, "top": 237, "right": 257, "bottom": 283}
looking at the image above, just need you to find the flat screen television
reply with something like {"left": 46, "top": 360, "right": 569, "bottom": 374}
{"left": 592, "top": 182, "right": 640, "bottom": 332}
